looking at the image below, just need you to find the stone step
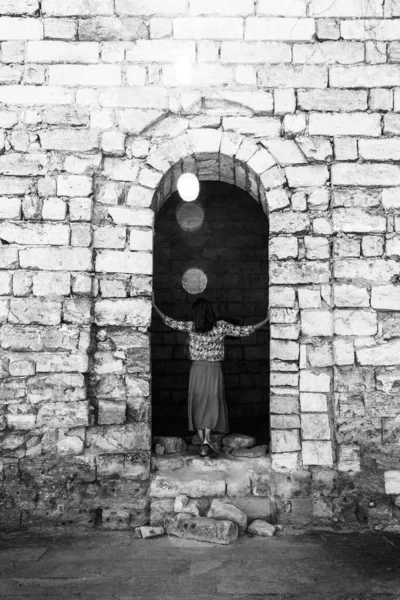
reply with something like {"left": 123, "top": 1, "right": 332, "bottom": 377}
{"left": 150, "top": 470, "right": 227, "bottom": 498}
{"left": 151, "top": 450, "right": 272, "bottom": 474}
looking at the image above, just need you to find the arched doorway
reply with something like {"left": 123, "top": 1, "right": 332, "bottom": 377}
{"left": 151, "top": 180, "right": 270, "bottom": 445}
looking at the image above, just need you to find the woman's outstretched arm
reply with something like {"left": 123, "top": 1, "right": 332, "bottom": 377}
{"left": 221, "top": 310, "right": 270, "bottom": 337}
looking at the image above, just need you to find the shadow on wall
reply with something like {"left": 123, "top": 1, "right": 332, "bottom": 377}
{"left": 151, "top": 181, "right": 270, "bottom": 445}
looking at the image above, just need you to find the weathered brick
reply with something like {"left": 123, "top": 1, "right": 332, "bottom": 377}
{"left": 357, "top": 340, "right": 400, "bottom": 366}
{"left": 49, "top": 64, "right": 121, "bottom": 86}
{"left": 271, "top": 429, "right": 301, "bottom": 452}
{"left": 301, "top": 310, "right": 333, "bottom": 337}
{"left": 43, "top": 0, "right": 113, "bottom": 16}
{"left": 0, "top": 1, "right": 39, "bottom": 15}
{"left": 0, "top": 85, "right": 74, "bottom": 105}
{"left": 9, "top": 298, "right": 61, "bottom": 325}
{"left": 100, "top": 88, "right": 168, "bottom": 109}
{"left": 300, "top": 392, "right": 327, "bottom": 412}
{"left": 96, "top": 250, "right": 152, "bottom": 275}
{"left": 0, "top": 222, "right": 69, "bottom": 246}
{"left": 221, "top": 41, "right": 291, "bottom": 64}
{"left": 95, "top": 298, "right": 151, "bottom": 326}
{"left": 127, "top": 40, "right": 195, "bottom": 63}
{"left": 384, "top": 114, "right": 400, "bottom": 135}
{"left": 40, "top": 130, "right": 99, "bottom": 152}
{"left": 44, "top": 18, "right": 77, "bottom": 40}
{"left": 309, "top": 113, "right": 380, "bottom": 137}
{"left": 58, "top": 175, "right": 92, "bottom": 197}
{"left": 37, "top": 401, "right": 89, "bottom": 427}
{"left": 33, "top": 272, "right": 70, "bottom": 296}
{"left": 20, "top": 248, "right": 91, "bottom": 271}
{"left": 301, "top": 413, "right": 331, "bottom": 440}
{"left": 335, "top": 259, "right": 398, "bottom": 286}
{"left": 286, "top": 166, "right": 329, "bottom": 187}
{"left": 258, "top": 65, "right": 327, "bottom": 88}
{"left": 305, "top": 237, "right": 330, "bottom": 260}
{"left": 26, "top": 41, "right": 99, "bottom": 63}
{"left": 0, "top": 196, "right": 20, "bottom": 219}
{"left": 0, "top": 153, "right": 47, "bottom": 176}
{"left": 341, "top": 19, "right": 400, "bottom": 41}
{"left": 332, "top": 164, "right": 400, "bottom": 186}
{"left": 332, "top": 208, "right": 386, "bottom": 233}
{"left": 0, "top": 16, "right": 42, "bottom": 39}
{"left": 298, "top": 89, "right": 367, "bottom": 111}
{"left": 334, "top": 309, "right": 377, "bottom": 336}
{"left": 246, "top": 17, "right": 315, "bottom": 41}
{"left": 103, "top": 158, "right": 139, "bottom": 182}
{"left": 293, "top": 41, "right": 364, "bottom": 64}
{"left": 302, "top": 441, "right": 333, "bottom": 466}
{"left": 359, "top": 138, "right": 400, "bottom": 160}
{"left": 79, "top": 17, "right": 147, "bottom": 41}
{"left": 270, "top": 261, "right": 329, "bottom": 285}
{"left": 36, "top": 353, "right": 89, "bottom": 372}
{"left": 300, "top": 370, "right": 331, "bottom": 392}
{"left": 330, "top": 65, "right": 400, "bottom": 87}
{"left": 371, "top": 285, "right": 400, "bottom": 310}
{"left": 173, "top": 17, "right": 243, "bottom": 40}
{"left": 94, "top": 226, "right": 126, "bottom": 249}
{"left": 334, "top": 284, "right": 369, "bottom": 307}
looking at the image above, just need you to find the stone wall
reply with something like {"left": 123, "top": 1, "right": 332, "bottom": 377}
{"left": 0, "top": 0, "right": 400, "bottom": 531}
{"left": 151, "top": 182, "right": 270, "bottom": 442}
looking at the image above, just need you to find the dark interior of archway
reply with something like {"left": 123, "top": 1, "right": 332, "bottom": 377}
{"left": 151, "top": 181, "right": 270, "bottom": 446}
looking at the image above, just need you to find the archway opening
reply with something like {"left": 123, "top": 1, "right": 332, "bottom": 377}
{"left": 151, "top": 181, "right": 270, "bottom": 446}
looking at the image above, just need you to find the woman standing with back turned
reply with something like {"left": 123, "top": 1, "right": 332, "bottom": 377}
{"left": 152, "top": 296, "right": 269, "bottom": 457}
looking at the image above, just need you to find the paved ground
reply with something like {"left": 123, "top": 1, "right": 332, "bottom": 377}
{"left": 0, "top": 530, "right": 399, "bottom": 599}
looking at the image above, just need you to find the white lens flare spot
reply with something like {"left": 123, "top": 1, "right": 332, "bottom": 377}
{"left": 182, "top": 268, "right": 207, "bottom": 295}
{"left": 177, "top": 173, "right": 200, "bottom": 202}
{"left": 176, "top": 201, "right": 204, "bottom": 232}
{"left": 174, "top": 55, "right": 193, "bottom": 85}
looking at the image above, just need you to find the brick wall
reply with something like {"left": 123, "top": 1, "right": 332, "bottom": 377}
{"left": 0, "top": 0, "right": 400, "bottom": 531}
{"left": 151, "top": 182, "right": 270, "bottom": 443}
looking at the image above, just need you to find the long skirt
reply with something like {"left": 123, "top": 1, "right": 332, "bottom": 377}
{"left": 188, "top": 360, "right": 229, "bottom": 433}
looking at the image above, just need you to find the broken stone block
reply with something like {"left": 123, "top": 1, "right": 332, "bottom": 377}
{"left": 155, "top": 443, "right": 165, "bottom": 455}
{"left": 247, "top": 519, "right": 276, "bottom": 537}
{"left": 222, "top": 433, "right": 256, "bottom": 450}
{"left": 150, "top": 498, "right": 175, "bottom": 527}
{"left": 207, "top": 499, "right": 247, "bottom": 534}
{"left": 174, "top": 494, "right": 200, "bottom": 517}
{"left": 140, "top": 526, "right": 165, "bottom": 539}
{"left": 152, "top": 436, "right": 187, "bottom": 454}
{"left": 164, "top": 513, "right": 238, "bottom": 545}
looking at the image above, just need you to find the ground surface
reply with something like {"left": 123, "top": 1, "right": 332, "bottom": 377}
{"left": 0, "top": 530, "right": 399, "bottom": 599}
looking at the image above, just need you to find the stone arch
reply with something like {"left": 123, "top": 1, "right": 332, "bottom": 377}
{"left": 146, "top": 129, "right": 294, "bottom": 463}
{"left": 147, "top": 129, "right": 289, "bottom": 215}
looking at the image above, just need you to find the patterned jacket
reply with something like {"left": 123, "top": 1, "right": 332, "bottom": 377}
{"left": 161, "top": 316, "right": 255, "bottom": 362}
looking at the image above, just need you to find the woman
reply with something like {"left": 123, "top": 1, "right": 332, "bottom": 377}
{"left": 152, "top": 296, "right": 269, "bottom": 457}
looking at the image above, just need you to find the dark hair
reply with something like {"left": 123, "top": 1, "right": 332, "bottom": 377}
{"left": 191, "top": 298, "right": 217, "bottom": 333}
